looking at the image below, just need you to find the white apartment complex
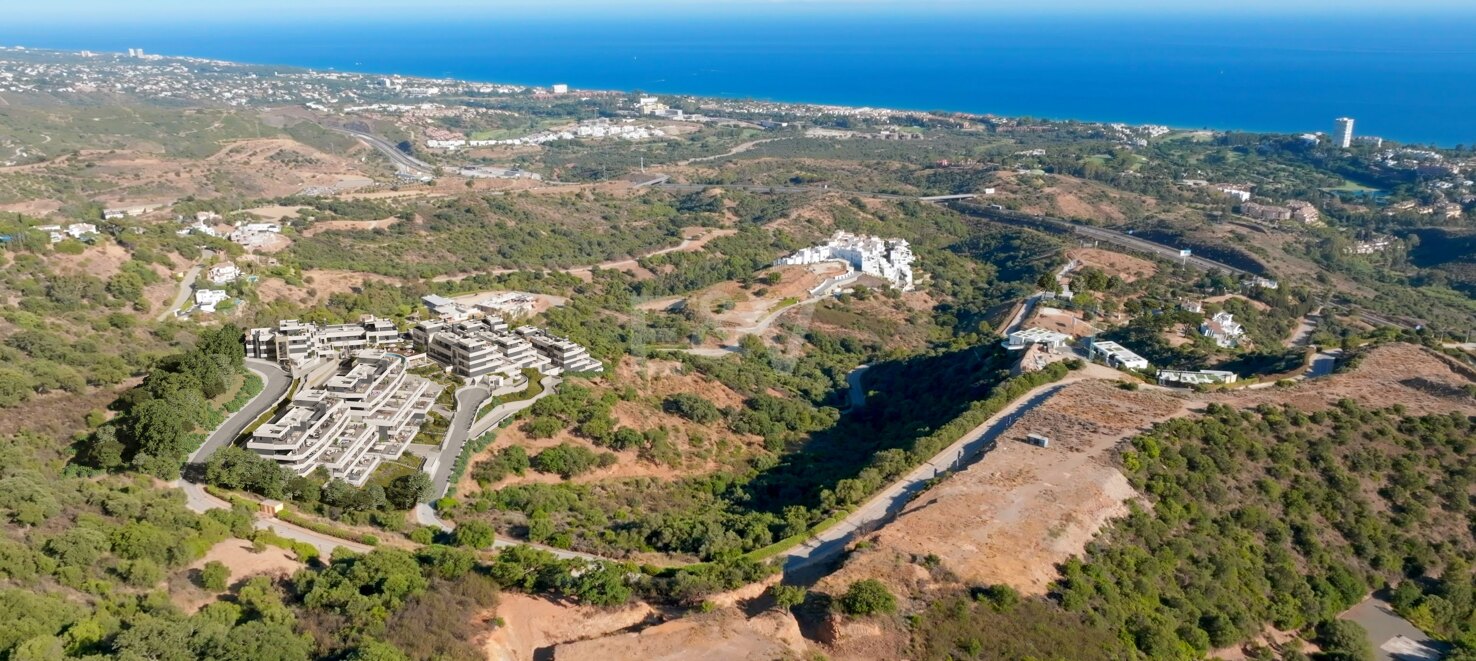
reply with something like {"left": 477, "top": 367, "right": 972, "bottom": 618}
{"left": 247, "top": 350, "right": 439, "bottom": 486}
{"left": 245, "top": 317, "right": 403, "bottom": 367}
{"left": 412, "top": 317, "right": 602, "bottom": 385}
{"left": 775, "top": 231, "right": 916, "bottom": 291}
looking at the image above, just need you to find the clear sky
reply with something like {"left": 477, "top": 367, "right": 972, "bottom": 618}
{"left": 10, "top": 0, "right": 1476, "bottom": 23}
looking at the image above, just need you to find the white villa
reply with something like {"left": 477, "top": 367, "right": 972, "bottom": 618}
{"left": 1087, "top": 339, "right": 1150, "bottom": 370}
{"left": 208, "top": 264, "right": 242, "bottom": 284}
{"left": 775, "top": 231, "right": 916, "bottom": 291}
{"left": 1200, "top": 311, "right": 1245, "bottom": 348}
{"left": 193, "top": 289, "right": 229, "bottom": 313}
{"left": 1003, "top": 327, "right": 1072, "bottom": 351}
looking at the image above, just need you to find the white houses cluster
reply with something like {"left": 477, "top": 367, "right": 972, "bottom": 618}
{"left": 775, "top": 231, "right": 916, "bottom": 292}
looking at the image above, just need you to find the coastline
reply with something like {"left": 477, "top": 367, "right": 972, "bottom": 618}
{"left": 3, "top": 13, "right": 1474, "bottom": 146}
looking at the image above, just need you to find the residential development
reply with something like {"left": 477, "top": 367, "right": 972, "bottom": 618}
{"left": 247, "top": 350, "right": 439, "bottom": 486}
{"left": 775, "top": 231, "right": 916, "bottom": 291}
{"left": 245, "top": 317, "right": 403, "bottom": 368}
{"left": 412, "top": 317, "right": 603, "bottom": 385}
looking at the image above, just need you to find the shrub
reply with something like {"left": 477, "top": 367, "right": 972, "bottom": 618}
{"left": 200, "top": 560, "right": 231, "bottom": 591}
{"left": 839, "top": 579, "right": 896, "bottom": 616}
{"left": 661, "top": 393, "right": 722, "bottom": 424}
{"left": 454, "top": 520, "right": 496, "bottom": 549}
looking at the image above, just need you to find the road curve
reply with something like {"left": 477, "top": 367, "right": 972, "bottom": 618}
{"left": 846, "top": 365, "right": 870, "bottom": 410}
{"left": 429, "top": 385, "right": 491, "bottom": 499}
{"left": 188, "top": 358, "right": 292, "bottom": 464}
{"left": 330, "top": 126, "right": 436, "bottom": 177}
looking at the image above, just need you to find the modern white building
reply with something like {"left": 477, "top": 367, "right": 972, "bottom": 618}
{"left": 412, "top": 317, "right": 601, "bottom": 384}
{"left": 1087, "top": 339, "right": 1149, "bottom": 370}
{"left": 194, "top": 289, "right": 229, "bottom": 313}
{"left": 245, "top": 317, "right": 404, "bottom": 368}
{"left": 64, "top": 223, "right": 98, "bottom": 239}
{"left": 1334, "top": 117, "right": 1355, "bottom": 148}
{"left": 247, "top": 350, "right": 440, "bottom": 486}
{"left": 1003, "top": 327, "right": 1072, "bottom": 351}
{"left": 1200, "top": 311, "right": 1245, "bottom": 348}
{"left": 552, "top": 83, "right": 569, "bottom": 94}
{"left": 1157, "top": 369, "right": 1239, "bottom": 387}
{"left": 1216, "top": 186, "right": 1253, "bottom": 203}
{"left": 775, "top": 231, "right": 916, "bottom": 291}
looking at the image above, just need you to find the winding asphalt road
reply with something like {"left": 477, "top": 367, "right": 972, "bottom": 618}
{"left": 428, "top": 385, "right": 491, "bottom": 498}
{"left": 188, "top": 358, "right": 292, "bottom": 463}
{"left": 846, "top": 365, "right": 870, "bottom": 410}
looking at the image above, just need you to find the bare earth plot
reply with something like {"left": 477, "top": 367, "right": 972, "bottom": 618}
{"left": 482, "top": 594, "right": 656, "bottom": 661}
{"left": 820, "top": 380, "right": 1193, "bottom": 596}
{"left": 1066, "top": 247, "right": 1158, "bottom": 282}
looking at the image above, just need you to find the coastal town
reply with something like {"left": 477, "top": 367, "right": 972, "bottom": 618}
{"left": 1, "top": 26, "right": 1475, "bottom": 661}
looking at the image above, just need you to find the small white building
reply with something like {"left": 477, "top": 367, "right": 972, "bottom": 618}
{"left": 1200, "top": 311, "right": 1245, "bottom": 348}
{"left": 1087, "top": 339, "right": 1149, "bottom": 370}
{"left": 65, "top": 223, "right": 98, "bottom": 239}
{"left": 194, "top": 289, "right": 229, "bottom": 313}
{"left": 1003, "top": 327, "right": 1071, "bottom": 351}
{"left": 1217, "top": 186, "right": 1253, "bottom": 203}
{"left": 1157, "top": 369, "right": 1239, "bottom": 387}
{"left": 208, "top": 264, "right": 242, "bottom": 284}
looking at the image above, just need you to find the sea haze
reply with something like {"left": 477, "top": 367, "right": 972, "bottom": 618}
{"left": 5, "top": 13, "right": 1476, "bottom": 145}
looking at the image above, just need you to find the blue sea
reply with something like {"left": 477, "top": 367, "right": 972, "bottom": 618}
{"left": 5, "top": 13, "right": 1476, "bottom": 146}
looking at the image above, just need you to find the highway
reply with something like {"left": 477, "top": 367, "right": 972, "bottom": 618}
{"left": 949, "top": 201, "right": 1255, "bottom": 277}
{"left": 188, "top": 358, "right": 292, "bottom": 464}
{"left": 653, "top": 182, "right": 913, "bottom": 200}
{"left": 329, "top": 126, "right": 436, "bottom": 178}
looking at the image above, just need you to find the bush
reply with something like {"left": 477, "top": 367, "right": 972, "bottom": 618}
{"left": 530, "top": 443, "right": 609, "bottom": 479}
{"left": 454, "top": 520, "right": 496, "bottom": 549}
{"left": 839, "top": 579, "right": 896, "bottom": 616}
{"left": 769, "top": 584, "right": 807, "bottom": 610}
{"left": 200, "top": 560, "right": 231, "bottom": 590}
{"left": 661, "top": 393, "right": 722, "bottom": 424}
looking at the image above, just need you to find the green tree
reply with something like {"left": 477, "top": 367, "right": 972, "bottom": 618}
{"left": 769, "top": 584, "right": 807, "bottom": 610}
{"left": 200, "top": 561, "right": 230, "bottom": 591}
{"left": 454, "top": 521, "right": 496, "bottom": 549}
{"left": 385, "top": 473, "right": 431, "bottom": 510}
{"left": 839, "top": 579, "right": 896, "bottom": 616}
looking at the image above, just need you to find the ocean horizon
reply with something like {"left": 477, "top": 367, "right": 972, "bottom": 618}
{"left": 5, "top": 13, "right": 1476, "bottom": 146}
